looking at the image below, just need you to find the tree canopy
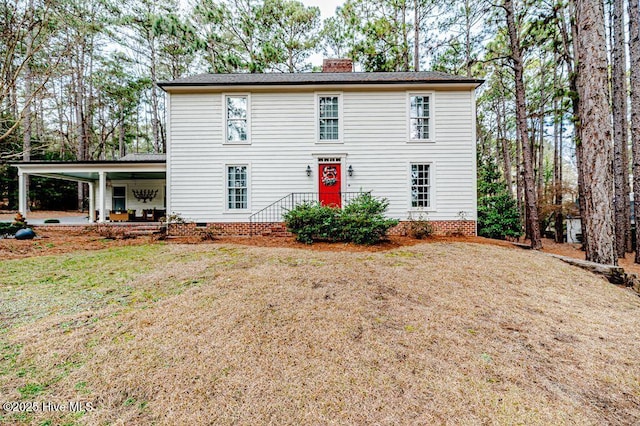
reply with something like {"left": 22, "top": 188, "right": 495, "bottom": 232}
{"left": 1, "top": 0, "right": 634, "bottom": 264}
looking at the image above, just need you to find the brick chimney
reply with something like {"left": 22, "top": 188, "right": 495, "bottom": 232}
{"left": 322, "top": 58, "right": 353, "bottom": 73}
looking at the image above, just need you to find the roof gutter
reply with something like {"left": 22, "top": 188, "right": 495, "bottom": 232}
{"left": 158, "top": 80, "right": 484, "bottom": 93}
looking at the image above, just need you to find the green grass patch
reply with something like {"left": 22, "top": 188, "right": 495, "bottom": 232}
{"left": 18, "top": 382, "right": 46, "bottom": 398}
{"left": 0, "top": 341, "right": 23, "bottom": 372}
{"left": 0, "top": 244, "right": 240, "bottom": 330}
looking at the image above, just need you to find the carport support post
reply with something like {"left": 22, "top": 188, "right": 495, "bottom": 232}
{"left": 88, "top": 182, "right": 95, "bottom": 223}
{"left": 18, "top": 170, "right": 27, "bottom": 218}
{"left": 98, "top": 171, "right": 106, "bottom": 223}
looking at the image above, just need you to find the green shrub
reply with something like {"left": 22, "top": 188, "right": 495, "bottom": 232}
{"left": 477, "top": 153, "right": 522, "bottom": 240}
{"left": 283, "top": 202, "right": 341, "bottom": 244}
{"left": 44, "top": 218, "right": 60, "bottom": 224}
{"left": 477, "top": 193, "right": 522, "bottom": 239}
{"left": 284, "top": 193, "right": 398, "bottom": 245}
{"left": 340, "top": 193, "right": 398, "bottom": 244}
{"left": 0, "top": 221, "right": 26, "bottom": 237}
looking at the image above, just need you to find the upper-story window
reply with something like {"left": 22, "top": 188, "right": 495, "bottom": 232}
{"left": 225, "top": 95, "right": 249, "bottom": 143}
{"left": 409, "top": 94, "right": 432, "bottom": 141}
{"left": 318, "top": 94, "right": 341, "bottom": 141}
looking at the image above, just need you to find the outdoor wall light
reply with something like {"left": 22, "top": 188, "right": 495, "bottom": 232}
{"left": 348, "top": 165, "right": 354, "bottom": 177}
{"left": 306, "top": 165, "right": 312, "bottom": 176}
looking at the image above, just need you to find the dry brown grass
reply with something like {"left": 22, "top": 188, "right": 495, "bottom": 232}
{"left": 0, "top": 210, "right": 87, "bottom": 221}
{"left": 1, "top": 242, "right": 639, "bottom": 425}
{"left": 0, "top": 228, "right": 153, "bottom": 260}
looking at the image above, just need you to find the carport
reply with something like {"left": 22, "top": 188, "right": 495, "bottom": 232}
{"left": 12, "top": 154, "right": 166, "bottom": 223}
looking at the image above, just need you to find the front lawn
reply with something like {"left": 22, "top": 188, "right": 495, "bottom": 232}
{"left": 1, "top": 243, "right": 639, "bottom": 425}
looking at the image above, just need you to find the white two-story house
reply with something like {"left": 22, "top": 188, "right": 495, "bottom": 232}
{"left": 13, "top": 60, "right": 482, "bottom": 235}
{"left": 158, "top": 59, "right": 482, "bottom": 236}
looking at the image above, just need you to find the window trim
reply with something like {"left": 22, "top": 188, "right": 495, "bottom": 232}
{"left": 315, "top": 92, "right": 343, "bottom": 144}
{"left": 224, "top": 163, "right": 250, "bottom": 212}
{"left": 408, "top": 162, "right": 436, "bottom": 212}
{"left": 223, "top": 93, "right": 251, "bottom": 144}
{"left": 406, "top": 92, "right": 434, "bottom": 143}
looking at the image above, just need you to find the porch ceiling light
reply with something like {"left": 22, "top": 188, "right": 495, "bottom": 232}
{"left": 306, "top": 165, "right": 312, "bottom": 177}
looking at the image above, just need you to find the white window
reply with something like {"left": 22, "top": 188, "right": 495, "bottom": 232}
{"left": 112, "top": 186, "right": 126, "bottom": 211}
{"left": 409, "top": 94, "right": 432, "bottom": 141}
{"left": 411, "top": 164, "right": 430, "bottom": 208}
{"left": 227, "top": 165, "right": 248, "bottom": 209}
{"left": 317, "top": 94, "right": 342, "bottom": 142}
{"left": 225, "top": 95, "right": 249, "bottom": 143}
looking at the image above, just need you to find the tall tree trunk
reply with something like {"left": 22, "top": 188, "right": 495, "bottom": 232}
{"left": 553, "top": 57, "right": 564, "bottom": 243}
{"left": 504, "top": 0, "right": 542, "bottom": 249}
{"left": 401, "top": 0, "right": 409, "bottom": 71}
{"left": 516, "top": 118, "right": 524, "bottom": 226}
{"left": 22, "top": 0, "right": 34, "bottom": 211}
{"left": 612, "top": 0, "right": 631, "bottom": 256}
{"left": 497, "top": 100, "right": 513, "bottom": 197}
{"left": 22, "top": 80, "right": 31, "bottom": 213}
{"left": 498, "top": 72, "right": 513, "bottom": 198}
{"left": 629, "top": 0, "right": 640, "bottom": 263}
{"left": 149, "top": 29, "right": 162, "bottom": 153}
{"left": 119, "top": 109, "right": 126, "bottom": 158}
{"left": 288, "top": 48, "right": 294, "bottom": 73}
{"left": 563, "top": 0, "right": 589, "bottom": 251}
{"left": 537, "top": 58, "right": 545, "bottom": 206}
{"left": 413, "top": 0, "right": 419, "bottom": 71}
{"left": 86, "top": 35, "right": 95, "bottom": 158}
{"left": 574, "top": 0, "right": 617, "bottom": 264}
{"left": 75, "top": 45, "right": 87, "bottom": 211}
{"left": 55, "top": 79, "right": 66, "bottom": 159}
{"left": 465, "top": 0, "right": 472, "bottom": 77}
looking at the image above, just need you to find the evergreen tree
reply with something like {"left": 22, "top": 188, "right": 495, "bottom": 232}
{"left": 477, "top": 154, "right": 522, "bottom": 240}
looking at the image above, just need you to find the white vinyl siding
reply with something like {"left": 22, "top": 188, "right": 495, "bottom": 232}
{"left": 168, "top": 89, "right": 476, "bottom": 224}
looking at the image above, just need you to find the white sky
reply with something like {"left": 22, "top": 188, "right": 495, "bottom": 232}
{"left": 301, "top": 0, "right": 341, "bottom": 19}
{"left": 300, "top": 0, "right": 342, "bottom": 67}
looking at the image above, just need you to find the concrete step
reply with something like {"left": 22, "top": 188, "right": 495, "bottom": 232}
{"left": 271, "top": 233, "right": 292, "bottom": 237}
{"left": 128, "top": 226, "right": 162, "bottom": 231}
{"left": 124, "top": 226, "right": 163, "bottom": 237}
{"left": 125, "top": 230, "right": 161, "bottom": 236}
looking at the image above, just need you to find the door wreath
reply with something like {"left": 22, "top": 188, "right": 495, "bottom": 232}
{"left": 322, "top": 166, "right": 338, "bottom": 186}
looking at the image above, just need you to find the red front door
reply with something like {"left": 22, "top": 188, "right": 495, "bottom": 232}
{"left": 319, "top": 163, "right": 341, "bottom": 207}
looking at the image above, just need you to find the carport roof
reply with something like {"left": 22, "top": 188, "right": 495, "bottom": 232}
{"left": 11, "top": 160, "right": 166, "bottom": 182}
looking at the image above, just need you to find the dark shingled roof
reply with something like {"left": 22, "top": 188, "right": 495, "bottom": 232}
{"left": 12, "top": 153, "right": 166, "bottom": 165}
{"left": 158, "top": 71, "right": 483, "bottom": 88}
{"left": 119, "top": 153, "right": 166, "bottom": 162}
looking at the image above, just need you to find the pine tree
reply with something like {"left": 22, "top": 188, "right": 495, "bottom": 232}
{"left": 477, "top": 154, "right": 522, "bottom": 240}
{"left": 574, "top": 0, "right": 617, "bottom": 264}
